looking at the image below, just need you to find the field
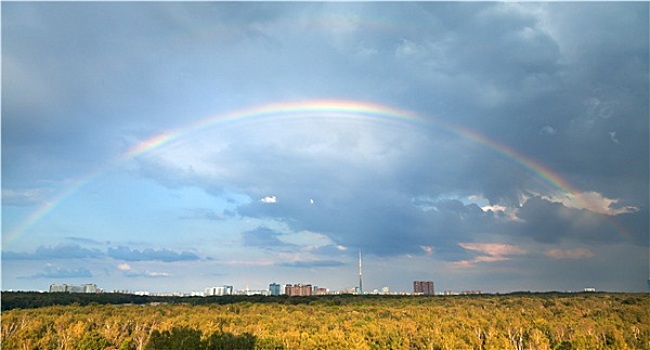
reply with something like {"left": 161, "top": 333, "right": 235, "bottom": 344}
{"left": 2, "top": 293, "right": 649, "bottom": 350}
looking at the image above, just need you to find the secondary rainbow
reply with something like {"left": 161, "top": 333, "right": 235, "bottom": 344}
{"left": 4, "top": 99, "right": 589, "bottom": 246}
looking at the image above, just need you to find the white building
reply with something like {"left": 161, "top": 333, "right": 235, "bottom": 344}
{"left": 49, "top": 283, "right": 98, "bottom": 293}
{"left": 237, "top": 289, "right": 270, "bottom": 296}
{"left": 205, "top": 285, "right": 234, "bottom": 296}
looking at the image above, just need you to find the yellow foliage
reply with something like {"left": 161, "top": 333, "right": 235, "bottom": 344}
{"left": 1, "top": 294, "right": 648, "bottom": 350}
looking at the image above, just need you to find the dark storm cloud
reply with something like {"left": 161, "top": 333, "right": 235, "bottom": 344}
{"left": 1, "top": 2, "right": 265, "bottom": 184}
{"left": 107, "top": 246, "right": 200, "bottom": 262}
{"left": 6, "top": 2, "right": 646, "bottom": 205}
{"left": 609, "top": 208, "right": 650, "bottom": 247}
{"left": 512, "top": 197, "right": 647, "bottom": 246}
{"left": 513, "top": 197, "right": 615, "bottom": 244}
{"left": 70, "top": 2, "right": 646, "bottom": 262}
{"left": 241, "top": 227, "right": 291, "bottom": 248}
{"left": 417, "top": 2, "right": 562, "bottom": 84}
{"left": 238, "top": 191, "right": 498, "bottom": 258}
{"left": 388, "top": 3, "right": 648, "bottom": 206}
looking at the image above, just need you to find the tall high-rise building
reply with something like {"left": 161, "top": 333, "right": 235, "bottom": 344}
{"left": 413, "top": 281, "right": 435, "bottom": 295}
{"left": 285, "top": 284, "right": 312, "bottom": 296}
{"left": 269, "top": 283, "right": 282, "bottom": 296}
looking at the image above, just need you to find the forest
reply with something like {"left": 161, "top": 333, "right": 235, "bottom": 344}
{"left": 2, "top": 292, "right": 648, "bottom": 350}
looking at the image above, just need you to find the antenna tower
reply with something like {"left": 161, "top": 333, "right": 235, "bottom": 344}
{"left": 358, "top": 249, "right": 363, "bottom": 295}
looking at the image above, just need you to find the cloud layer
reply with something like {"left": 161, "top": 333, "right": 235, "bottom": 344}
{"left": 2, "top": 2, "right": 647, "bottom": 293}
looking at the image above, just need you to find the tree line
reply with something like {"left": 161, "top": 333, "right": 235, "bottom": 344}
{"left": 2, "top": 293, "right": 648, "bottom": 349}
{"left": 2, "top": 291, "right": 388, "bottom": 311}
{"left": 1, "top": 291, "right": 630, "bottom": 311}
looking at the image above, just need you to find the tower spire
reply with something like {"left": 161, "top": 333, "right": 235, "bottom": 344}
{"left": 358, "top": 249, "right": 363, "bottom": 295}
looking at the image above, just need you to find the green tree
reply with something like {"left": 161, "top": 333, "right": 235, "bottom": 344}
{"left": 205, "top": 332, "right": 256, "bottom": 350}
{"left": 145, "top": 327, "right": 202, "bottom": 350}
{"left": 254, "top": 337, "right": 285, "bottom": 350}
{"left": 77, "top": 330, "right": 109, "bottom": 350}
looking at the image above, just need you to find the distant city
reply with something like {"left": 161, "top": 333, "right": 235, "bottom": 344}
{"left": 44, "top": 281, "right": 605, "bottom": 297}
{"left": 47, "top": 281, "right": 446, "bottom": 297}
{"left": 36, "top": 251, "right": 615, "bottom": 296}
{"left": 44, "top": 253, "right": 476, "bottom": 297}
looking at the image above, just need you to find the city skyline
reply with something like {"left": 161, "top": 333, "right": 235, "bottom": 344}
{"left": 2, "top": 2, "right": 648, "bottom": 293}
{"left": 40, "top": 279, "right": 609, "bottom": 297}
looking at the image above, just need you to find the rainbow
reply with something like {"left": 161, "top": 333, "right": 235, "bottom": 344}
{"left": 3, "top": 99, "right": 622, "bottom": 246}
{"left": 123, "top": 99, "right": 580, "bottom": 196}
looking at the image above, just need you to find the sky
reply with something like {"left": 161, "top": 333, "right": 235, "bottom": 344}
{"left": 2, "top": 2, "right": 648, "bottom": 294}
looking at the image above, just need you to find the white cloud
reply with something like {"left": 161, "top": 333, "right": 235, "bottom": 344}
{"left": 2, "top": 188, "right": 49, "bottom": 207}
{"left": 480, "top": 203, "right": 522, "bottom": 221}
{"left": 281, "top": 230, "right": 336, "bottom": 248}
{"left": 453, "top": 242, "right": 527, "bottom": 267}
{"left": 395, "top": 39, "right": 420, "bottom": 58}
{"left": 545, "top": 247, "right": 594, "bottom": 260}
{"left": 146, "top": 271, "right": 171, "bottom": 277}
{"left": 460, "top": 242, "right": 527, "bottom": 256}
{"left": 259, "top": 195, "right": 277, "bottom": 204}
{"left": 542, "top": 191, "right": 638, "bottom": 216}
{"left": 481, "top": 204, "right": 507, "bottom": 212}
{"left": 117, "top": 263, "right": 131, "bottom": 271}
{"left": 539, "top": 125, "right": 557, "bottom": 136}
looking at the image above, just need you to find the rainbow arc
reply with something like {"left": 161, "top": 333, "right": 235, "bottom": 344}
{"left": 6, "top": 99, "right": 626, "bottom": 246}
